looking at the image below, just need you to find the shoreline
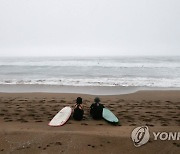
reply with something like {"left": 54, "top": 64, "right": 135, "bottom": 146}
{"left": 0, "top": 84, "right": 180, "bottom": 95}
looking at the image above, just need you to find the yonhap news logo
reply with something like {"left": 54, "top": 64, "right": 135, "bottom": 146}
{"left": 131, "top": 126, "right": 180, "bottom": 147}
{"left": 131, "top": 126, "right": 150, "bottom": 147}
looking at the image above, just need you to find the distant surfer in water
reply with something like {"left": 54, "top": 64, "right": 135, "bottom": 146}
{"left": 90, "top": 97, "right": 104, "bottom": 120}
{"left": 73, "top": 97, "right": 84, "bottom": 120}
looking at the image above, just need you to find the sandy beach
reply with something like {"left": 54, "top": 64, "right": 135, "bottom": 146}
{"left": 0, "top": 90, "right": 179, "bottom": 154}
{"left": 1, "top": 0, "right": 180, "bottom": 153}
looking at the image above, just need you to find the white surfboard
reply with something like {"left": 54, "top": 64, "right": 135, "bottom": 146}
{"left": 48, "top": 106, "right": 72, "bottom": 126}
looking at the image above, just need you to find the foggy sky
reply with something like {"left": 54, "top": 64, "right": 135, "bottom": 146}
{"left": 0, "top": 0, "right": 180, "bottom": 56}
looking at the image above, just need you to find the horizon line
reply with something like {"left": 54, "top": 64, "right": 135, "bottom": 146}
{"left": 1, "top": 55, "right": 180, "bottom": 58}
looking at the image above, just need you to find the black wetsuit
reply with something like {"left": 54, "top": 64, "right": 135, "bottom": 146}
{"left": 73, "top": 104, "right": 84, "bottom": 120}
{"left": 90, "top": 103, "right": 104, "bottom": 120}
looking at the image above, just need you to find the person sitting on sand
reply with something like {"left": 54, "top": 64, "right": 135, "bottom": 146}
{"left": 73, "top": 97, "right": 84, "bottom": 120}
{"left": 90, "top": 97, "right": 104, "bottom": 120}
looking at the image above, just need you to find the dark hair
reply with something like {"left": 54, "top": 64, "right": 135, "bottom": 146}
{"left": 94, "top": 97, "right": 100, "bottom": 103}
{"left": 76, "top": 97, "right": 82, "bottom": 104}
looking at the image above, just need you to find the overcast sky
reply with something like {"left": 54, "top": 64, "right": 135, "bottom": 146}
{"left": 0, "top": 0, "right": 180, "bottom": 56}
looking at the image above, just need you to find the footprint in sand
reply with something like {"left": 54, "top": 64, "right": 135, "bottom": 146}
{"left": 87, "top": 144, "right": 96, "bottom": 148}
{"left": 40, "top": 107, "right": 45, "bottom": 111}
{"left": 145, "top": 111, "right": 152, "bottom": 114}
{"left": 2, "top": 109, "right": 8, "bottom": 112}
{"left": 0, "top": 113, "right": 5, "bottom": 116}
{"left": 4, "top": 117, "right": 10, "bottom": 120}
{"left": 173, "top": 142, "right": 180, "bottom": 147}
{"left": 16, "top": 118, "right": 28, "bottom": 123}
{"left": 143, "top": 118, "right": 152, "bottom": 122}
{"left": 46, "top": 144, "right": 50, "bottom": 148}
{"left": 4, "top": 119, "right": 13, "bottom": 122}
{"left": 35, "top": 120, "right": 43, "bottom": 122}
{"left": 55, "top": 142, "right": 62, "bottom": 145}
{"left": 161, "top": 123, "right": 168, "bottom": 126}
{"left": 52, "top": 109, "right": 58, "bottom": 112}
{"left": 172, "top": 116, "right": 178, "bottom": 119}
{"left": 12, "top": 112, "right": 20, "bottom": 116}
{"left": 146, "top": 124, "right": 154, "bottom": 127}
{"left": 81, "top": 123, "right": 88, "bottom": 126}
{"left": 96, "top": 123, "right": 104, "bottom": 126}
{"left": 175, "top": 119, "right": 180, "bottom": 124}
{"left": 28, "top": 113, "right": 36, "bottom": 117}
{"left": 60, "top": 100, "right": 66, "bottom": 103}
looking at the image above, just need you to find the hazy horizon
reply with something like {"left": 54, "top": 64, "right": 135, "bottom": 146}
{"left": 0, "top": 0, "right": 180, "bottom": 57}
{"left": 0, "top": 53, "right": 180, "bottom": 57}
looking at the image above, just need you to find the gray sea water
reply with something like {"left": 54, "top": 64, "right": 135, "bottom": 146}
{"left": 0, "top": 56, "right": 180, "bottom": 87}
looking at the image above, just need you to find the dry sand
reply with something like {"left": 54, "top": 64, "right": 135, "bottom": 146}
{"left": 0, "top": 91, "right": 180, "bottom": 154}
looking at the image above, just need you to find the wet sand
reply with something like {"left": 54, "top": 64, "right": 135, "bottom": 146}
{"left": 0, "top": 91, "right": 180, "bottom": 153}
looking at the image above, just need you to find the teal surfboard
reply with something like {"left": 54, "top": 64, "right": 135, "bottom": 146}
{"left": 103, "top": 108, "right": 119, "bottom": 123}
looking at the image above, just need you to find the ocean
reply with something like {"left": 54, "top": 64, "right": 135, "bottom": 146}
{"left": 0, "top": 56, "right": 180, "bottom": 87}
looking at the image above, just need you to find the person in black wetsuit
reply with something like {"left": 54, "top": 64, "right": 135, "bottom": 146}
{"left": 73, "top": 97, "right": 84, "bottom": 120}
{"left": 90, "top": 97, "right": 104, "bottom": 120}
